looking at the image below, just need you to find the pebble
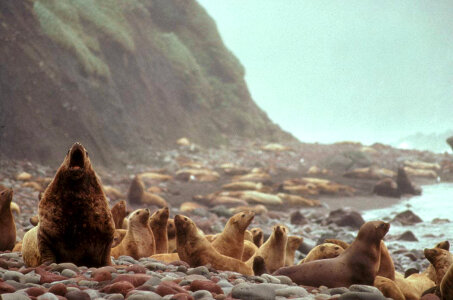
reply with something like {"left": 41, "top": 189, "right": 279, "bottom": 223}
{"left": 127, "top": 291, "right": 163, "bottom": 299}
{"left": 261, "top": 274, "right": 281, "bottom": 284}
{"left": 275, "top": 286, "right": 308, "bottom": 298}
{"left": 23, "top": 272, "right": 41, "bottom": 284}
{"left": 4, "top": 270, "right": 25, "bottom": 282}
{"left": 65, "top": 290, "right": 91, "bottom": 300}
{"left": 231, "top": 283, "right": 276, "bottom": 300}
{"left": 339, "top": 292, "right": 387, "bottom": 300}
{"left": 1, "top": 292, "right": 32, "bottom": 300}
{"left": 187, "top": 267, "right": 210, "bottom": 276}
{"left": 105, "top": 293, "right": 125, "bottom": 300}
{"left": 192, "top": 290, "right": 213, "bottom": 300}
{"left": 61, "top": 269, "right": 77, "bottom": 278}
{"left": 36, "top": 292, "right": 59, "bottom": 300}
{"left": 348, "top": 285, "right": 383, "bottom": 296}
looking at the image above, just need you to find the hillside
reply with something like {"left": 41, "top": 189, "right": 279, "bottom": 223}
{"left": 0, "top": 0, "right": 294, "bottom": 167}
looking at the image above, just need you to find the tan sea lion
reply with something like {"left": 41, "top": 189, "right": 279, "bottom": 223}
{"left": 150, "top": 252, "right": 180, "bottom": 263}
{"left": 285, "top": 236, "right": 303, "bottom": 266}
{"left": 374, "top": 275, "right": 405, "bottom": 300}
{"left": 242, "top": 240, "right": 259, "bottom": 261}
{"left": 38, "top": 143, "right": 115, "bottom": 267}
{"left": 111, "top": 200, "right": 128, "bottom": 229}
{"left": 150, "top": 207, "right": 169, "bottom": 254}
{"left": 299, "top": 243, "right": 344, "bottom": 264}
{"left": 424, "top": 247, "right": 453, "bottom": 285}
{"left": 274, "top": 221, "right": 390, "bottom": 287}
{"left": 251, "top": 227, "right": 264, "bottom": 247}
{"left": 12, "top": 242, "right": 22, "bottom": 252}
{"left": 112, "top": 229, "right": 127, "bottom": 248}
{"left": 324, "top": 238, "right": 350, "bottom": 249}
{"left": 211, "top": 211, "right": 255, "bottom": 260}
{"left": 244, "top": 230, "right": 253, "bottom": 242}
{"left": 247, "top": 225, "right": 288, "bottom": 273}
{"left": 423, "top": 241, "right": 450, "bottom": 282}
{"left": 167, "top": 218, "right": 176, "bottom": 253}
{"left": 377, "top": 241, "right": 395, "bottom": 280}
{"left": 0, "top": 188, "right": 16, "bottom": 251}
{"left": 111, "top": 209, "right": 156, "bottom": 259}
{"left": 22, "top": 226, "right": 41, "bottom": 267}
{"left": 10, "top": 201, "right": 20, "bottom": 215}
{"left": 127, "top": 176, "right": 167, "bottom": 207}
{"left": 174, "top": 214, "right": 254, "bottom": 275}
{"left": 395, "top": 272, "right": 435, "bottom": 300}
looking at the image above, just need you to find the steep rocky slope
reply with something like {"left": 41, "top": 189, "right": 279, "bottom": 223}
{"left": 0, "top": 0, "right": 294, "bottom": 167}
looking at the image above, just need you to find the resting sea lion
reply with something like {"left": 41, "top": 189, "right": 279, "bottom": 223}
{"left": 377, "top": 241, "right": 395, "bottom": 280}
{"left": 424, "top": 241, "right": 450, "bottom": 283}
{"left": 22, "top": 226, "right": 41, "bottom": 267}
{"left": 212, "top": 211, "right": 255, "bottom": 259}
{"left": 274, "top": 221, "right": 390, "bottom": 288}
{"left": 150, "top": 253, "right": 180, "bottom": 263}
{"left": 395, "top": 272, "right": 435, "bottom": 300}
{"left": 175, "top": 214, "right": 254, "bottom": 275}
{"left": 111, "top": 200, "right": 127, "bottom": 229}
{"left": 111, "top": 209, "right": 155, "bottom": 259}
{"left": 285, "top": 236, "right": 303, "bottom": 266}
{"left": 150, "top": 207, "right": 169, "bottom": 254}
{"left": 424, "top": 247, "right": 453, "bottom": 285}
{"left": 112, "top": 229, "right": 127, "bottom": 248}
{"left": 38, "top": 143, "right": 115, "bottom": 267}
{"left": 374, "top": 275, "right": 405, "bottom": 300}
{"left": 299, "top": 243, "right": 344, "bottom": 264}
{"left": 324, "top": 238, "right": 350, "bottom": 249}
{"left": 0, "top": 188, "right": 16, "bottom": 251}
{"left": 127, "top": 176, "right": 167, "bottom": 207}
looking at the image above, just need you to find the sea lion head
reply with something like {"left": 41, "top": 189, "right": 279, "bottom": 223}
{"left": 0, "top": 188, "right": 13, "bottom": 211}
{"left": 424, "top": 247, "right": 448, "bottom": 265}
{"left": 436, "top": 241, "right": 450, "bottom": 251}
{"left": 357, "top": 221, "right": 390, "bottom": 244}
{"left": 175, "top": 214, "right": 200, "bottom": 246}
{"left": 229, "top": 210, "right": 255, "bottom": 231}
{"left": 151, "top": 207, "right": 170, "bottom": 225}
{"left": 59, "top": 142, "right": 92, "bottom": 180}
{"left": 251, "top": 227, "right": 264, "bottom": 246}
{"left": 129, "top": 208, "right": 151, "bottom": 227}
{"left": 167, "top": 218, "right": 176, "bottom": 239}
{"left": 273, "top": 224, "right": 288, "bottom": 240}
{"left": 287, "top": 236, "right": 303, "bottom": 250}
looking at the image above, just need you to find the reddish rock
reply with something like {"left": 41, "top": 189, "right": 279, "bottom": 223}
{"left": 156, "top": 281, "right": 189, "bottom": 296}
{"left": 48, "top": 283, "right": 68, "bottom": 296}
{"left": 92, "top": 268, "right": 112, "bottom": 282}
{"left": 215, "top": 295, "right": 227, "bottom": 300}
{"left": 26, "top": 287, "right": 46, "bottom": 297}
{"left": 421, "top": 294, "right": 440, "bottom": 300}
{"left": 0, "top": 258, "right": 8, "bottom": 269}
{"left": 0, "top": 281, "right": 16, "bottom": 294}
{"left": 19, "top": 267, "right": 35, "bottom": 274}
{"left": 65, "top": 290, "right": 90, "bottom": 300}
{"left": 101, "top": 281, "right": 135, "bottom": 296}
{"left": 190, "top": 280, "right": 223, "bottom": 295}
{"left": 112, "top": 274, "right": 151, "bottom": 287}
{"left": 36, "top": 267, "right": 68, "bottom": 283}
{"left": 126, "top": 264, "right": 147, "bottom": 274}
{"left": 171, "top": 293, "right": 194, "bottom": 300}
{"left": 56, "top": 297, "right": 67, "bottom": 300}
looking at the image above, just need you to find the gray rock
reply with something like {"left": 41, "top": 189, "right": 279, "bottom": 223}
{"left": 248, "top": 276, "right": 266, "bottom": 283}
{"left": 126, "top": 291, "right": 163, "bottom": 300}
{"left": 216, "top": 279, "right": 233, "bottom": 288}
{"left": 231, "top": 283, "right": 276, "bottom": 300}
{"left": 1, "top": 292, "right": 31, "bottom": 300}
{"left": 273, "top": 275, "right": 293, "bottom": 285}
{"left": 105, "top": 294, "right": 125, "bottom": 300}
{"left": 349, "top": 285, "right": 383, "bottom": 296}
{"left": 144, "top": 276, "right": 162, "bottom": 287}
{"left": 23, "top": 272, "right": 41, "bottom": 284}
{"left": 0, "top": 253, "right": 20, "bottom": 259}
{"left": 3, "top": 270, "right": 25, "bottom": 282}
{"left": 261, "top": 274, "right": 281, "bottom": 284}
{"left": 84, "top": 289, "right": 100, "bottom": 299}
{"left": 54, "top": 263, "right": 79, "bottom": 273}
{"left": 144, "top": 262, "right": 167, "bottom": 271}
{"left": 329, "top": 287, "right": 350, "bottom": 295}
{"left": 78, "top": 280, "right": 98, "bottom": 288}
{"left": 118, "top": 256, "right": 138, "bottom": 264}
{"left": 275, "top": 286, "right": 308, "bottom": 298}
{"left": 192, "top": 290, "right": 213, "bottom": 300}
{"left": 5, "top": 279, "right": 28, "bottom": 290}
{"left": 37, "top": 292, "right": 59, "bottom": 300}
{"left": 187, "top": 266, "right": 209, "bottom": 276}
{"left": 61, "top": 269, "right": 77, "bottom": 278}
{"left": 339, "top": 292, "right": 387, "bottom": 300}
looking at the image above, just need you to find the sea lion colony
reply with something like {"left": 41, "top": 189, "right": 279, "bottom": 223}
{"left": 1, "top": 143, "right": 452, "bottom": 299}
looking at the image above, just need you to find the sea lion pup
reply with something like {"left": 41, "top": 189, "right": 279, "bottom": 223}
{"left": 212, "top": 211, "right": 255, "bottom": 260}
{"left": 111, "top": 209, "right": 156, "bottom": 259}
{"left": 251, "top": 227, "right": 264, "bottom": 247}
{"left": 374, "top": 276, "right": 405, "bottom": 300}
{"left": 441, "top": 263, "right": 453, "bottom": 300}
{"left": 424, "top": 247, "right": 453, "bottom": 285}
{"left": 247, "top": 224, "right": 288, "bottom": 273}
{"left": 111, "top": 200, "right": 128, "bottom": 229}
{"left": 22, "top": 226, "right": 41, "bottom": 267}
{"left": 167, "top": 218, "right": 177, "bottom": 253}
{"left": 38, "top": 142, "right": 115, "bottom": 267}
{"left": 127, "top": 176, "right": 167, "bottom": 207}
{"left": 174, "top": 214, "right": 254, "bottom": 275}
{"left": 274, "top": 221, "right": 390, "bottom": 287}
{"left": 395, "top": 272, "right": 435, "bottom": 300}
{"left": 150, "top": 207, "right": 169, "bottom": 254}
{"left": 285, "top": 236, "right": 303, "bottom": 266}
{"left": 0, "top": 188, "right": 16, "bottom": 251}
{"left": 242, "top": 240, "right": 259, "bottom": 261}
{"left": 299, "top": 243, "right": 344, "bottom": 264}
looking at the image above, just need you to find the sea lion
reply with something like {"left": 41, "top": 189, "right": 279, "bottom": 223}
{"left": 127, "top": 176, "right": 167, "bottom": 207}
{"left": 29, "top": 215, "right": 39, "bottom": 226}
{"left": 247, "top": 225, "right": 288, "bottom": 273}
{"left": 112, "top": 229, "right": 127, "bottom": 248}
{"left": 174, "top": 214, "right": 254, "bottom": 275}
{"left": 324, "top": 238, "right": 350, "bottom": 249}
{"left": 274, "top": 221, "right": 390, "bottom": 288}
{"left": 299, "top": 243, "right": 344, "bottom": 264}
{"left": 377, "top": 241, "right": 395, "bottom": 280}
{"left": 167, "top": 218, "right": 176, "bottom": 253}
{"left": 374, "top": 275, "right": 405, "bottom": 300}
{"left": 424, "top": 241, "right": 450, "bottom": 282}
{"left": 441, "top": 263, "right": 453, "bottom": 300}
{"left": 395, "top": 272, "right": 435, "bottom": 300}
{"left": 22, "top": 226, "right": 41, "bottom": 267}
{"left": 12, "top": 242, "right": 22, "bottom": 252}
{"left": 111, "top": 200, "right": 128, "bottom": 229}
{"left": 150, "top": 253, "right": 180, "bottom": 263}
{"left": 251, "top": 227, "right": 264, "bottom": 247}
{"left": 424, "top": 247, "right": 453, "bottom": 285}
{"left": 10, "top": 201, "right": 20, "bottom": 215}
{"left": 0, "top": 188, "right": 16, "bottom": 251}
{"left": 244, "top": 230, "right": 253, "bottom": 242}
{"left": 111, "top": 209, "right": 156, "bottom": 259}
{"left": 211, "top": 211, "right": 255, "bottom": 260}
{"left": 285, "top": 236, "right": 303, "bottom": 266}
{"left": 38, "top": 142, "right": 115, "bottom": 267}
{"left": 150, "top": 207, "right": 169, "bottom": 254}
{"left": 242, "top": 240, "right": 259, "bottom": 261}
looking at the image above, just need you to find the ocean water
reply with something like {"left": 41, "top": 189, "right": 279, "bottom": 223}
{"left": 363, "top": 183, "right": 453, "bottom": 249}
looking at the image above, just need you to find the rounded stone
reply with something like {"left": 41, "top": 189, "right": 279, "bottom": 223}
{"left": 37, "top": 292, "right": 59, "bottom": 300}
{"left": 339, "top": 292, "right": 387, "bottom": 300}
{"left": 61, "top": 269, "right": 77, "bottom": 278}
{"left": 231, "top": 283, "right": 276, "bottom": 300}
{"left": 4, "top": 271, "right": 25, "bottom": 282}
{"left": 65, "top": 290, "right": 91, "bottom": 300}
{"left": 275, "top": 286, "right": 308, "bottom": 298}
{"left": 187, "top": 267, "right": 209, "bottom": 276}
{"left": 48, "top": 283, "right": 67, "bottom": 296}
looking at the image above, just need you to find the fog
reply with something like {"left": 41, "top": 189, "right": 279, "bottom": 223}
{"left": 199, "top": 1, "right": 453, "bottom": 150}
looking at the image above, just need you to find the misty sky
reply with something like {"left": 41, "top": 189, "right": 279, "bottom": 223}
{"left": 199, "top": 1, "right": 453, "bottom": 145}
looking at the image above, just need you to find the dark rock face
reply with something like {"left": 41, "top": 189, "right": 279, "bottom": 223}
{"left": 397, "top": 231, "right": 418, "bottom": 242}
{"left": 0, "top": 0, "right": 294, "bottom": 166}
{"left": 396, "top": 168, "right": 421, "bottom": 195}
{"left": 392, "top": 210, "right": 423, "bottom": 225}
{"left": 373, "top": 178, "right": 401, "bottom": 198}
{"left": 325, "top": 208, "right": 365, "bottom": 229}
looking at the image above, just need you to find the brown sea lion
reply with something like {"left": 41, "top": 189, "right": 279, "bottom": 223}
{"left": 374, "top": 275, "right": 405, "bottom": 300}
{"left": 299, "top": 243, "right": 344, "bottom": 264}
{"left": 150, "top": 207, "right": 169, "bottom": 254}
{"left": 111, "top": 209, "right": 156, "bottom": 259}
{"left": 377, "top": 241, "right": 395, "bottom": 280}
{"left": 424, "top": 247, "right": 453, "bottom": 285}
{"left": 211, "top": 211, "right": 255, "bottom": 260}
{"left": 251, "top": 227, "right": 264, "bottom": 247}
{"left": 324, "top": 238, "right": 350, "bottom": 249}
{"left": 423, "top": 241, "right": 450, "bottom": 282}
{"left": 127, "top": 176, "right": 167, "bottom": 207}
{"left": 167, "top": 218, "right": 176, "bottom": 253}
{"left": 285, "top": 236, "right": 303, "bottom": 266}
{"left": 441, "top": 263, "right": 453, "bottom": 300}
{"left": 0, "top": 188, "right": 16, "bottom": 251}
{"left": 247, "top": 225, "right": 288, "bottom": 273}
{"left": 38, "top": 142, "right": 115, "bottom": 267}
{"left": 22, "top": 226, "right": 41, "bottom": 267}
{"left": 111, "top": 200, "right": 128, "bottom": 229}
{"left": 274, "top": 221, "right": 390, "bottom": 287}
{"left": 175, "top": 214, "right": 254, "bottom": 275}
{"left": 242, "top": 240, "right": 259, "bottom": 261}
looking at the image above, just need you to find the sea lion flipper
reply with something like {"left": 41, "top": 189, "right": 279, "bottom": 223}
{"left": 253, "top": 256, "right": 268, "bottom": 276}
